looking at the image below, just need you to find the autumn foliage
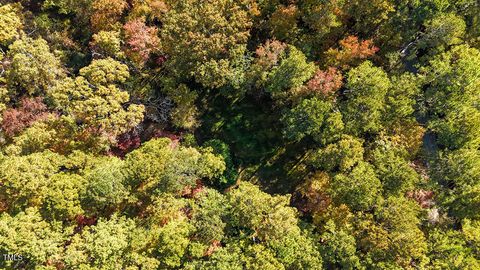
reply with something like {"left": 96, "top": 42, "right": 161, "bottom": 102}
{"left": 326, "top": 36, "right": 379, "bottom": 68}
{"left": 1, "top": 97, "right": 52, "bottom": 137}
{"left": 269, "top": 5, "right": 299, "bottom": 40}
{"left": 254, "top": 40, "right": 288, "bottom": 67}
{"left": 306, "top": 67, "right": 343, "bottom": 96}
{"left": 123, "top": 19, "right": 160, "bottom": 66}
{"left": 90, "top": 0, "right": 128, "bottom": 32}
{"left": 1, "top": 1, "right": 480, "bottom": 269}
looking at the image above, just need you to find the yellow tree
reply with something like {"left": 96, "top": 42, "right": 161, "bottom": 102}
{"left": 90, "top": 0, "right": 128, "bottom": 32}
{"left": 48, "top": 58, "right": 144, "bottom": 145}
{"left": 6, "top": 37, "right": 65, "bottom": 95}
{"left": 0, "top": 4, "right": 22, "bottom": 45}
{"left": 160, "top": 0, "right": 254, "bottom": 89}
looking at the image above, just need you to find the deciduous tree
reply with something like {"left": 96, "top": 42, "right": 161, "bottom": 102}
{"left": 342, "top": 61, "right": 390, "bottom": 135}
{"left": 42, "top": 173, "right": 85, "bottom": 220}
{"left": 282, "top": 97, "right": 344, "bottom": 144}
{"left": 0, "top": 151, "right": 63, "bottom": 212}
{"left": 1, "top": 97, "right": 52, "bottom": 137}
{"left": 330, "top": 161, "right": 381, "bottom": 211}
{"left": 309, "top": 135, "right": 364, "bottom": 172}
{"left": 0, "top": 4, "right": 22, "bottom": 45}
{"left": 160, "top": 0, "right": 253, "bottom": 89}
{"left": 90, "top": 0, "right": 127, "bottom": 32}
{"left": 124, "top": 138, "right": 225, "bottom": 196}
{"left": 48, "top": 73, "right": 144, "bottom": 140}
{"left": 0, "top": 208, "right": 69, "bottom": 268}
{"left": 90, "top": 31, "right": 124, "bottom": 58}
{"left": 82, "top": 157, "right": 129, "bottom": 215}
{"left": 7, "top": 37, "right": 65, "bottom": 95}
{"left": 123, "top": 19, "right": 160, "bottom": 67}
{"left": 326, "top": 36, "right": 378, "bottom": 69}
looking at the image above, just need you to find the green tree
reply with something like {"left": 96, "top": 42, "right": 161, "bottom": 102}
{"left": 345, "top": 0, "right": 394, "bottom": 35}
{"left": 124, "top": 138, "right": 225, "bottom": 196}
{"left": 352, "top": 213, "right": 390, "bottom": 268}
{"left": 462, "top": 218, "right": 480, "bottom": 250}
{"left": 48, "top": 74, "right": 144, "bottom": 140}
{"left": 42, "top": 0, "right": 92, "bottom": 15}
{"left": 154, "top": 219, "right": 193, "bottom": 268}
{"left": 163, "top": 83, "right": 199, "bottom": 130}
{"left": 243, "top": 244, "right": 286, "bottom": 270}
{"left": 263, "top": 45, "right": 316, "bottom": 97}
{"left": 268, "top": 229, "right": 323, "bottom": 270}
{"left": 435, "top": 148, "right": 480, "bottom": 188}
{"left": 228, "top": 182, "right": 298, "bottom": 242}
{"left": 160, "top": 0, "right": 254, "bottom": 89}
{"left": 431, "top": 104, "right": 480, "bottom": 150}
{"left": 7, "top": 37, "right": 65, "bottom": 95}
{"left": 43, "top": 173, "right": 86, "bottom": 220}
{"left": 0, "top": 208, "right": 69, "bottom": 268}
{"left": 384, "top": 73, "right": 421, "bottom": 124}
{"left": 320, "top": 220, "right": 361, "bottom": 270}
{"left": 342, "top": 61, "right": 391, "bottom": 135}
{"left": 0, "top": 151, "right": 63, "bottom": 212}
{"left": 420, "top": 12, "right": 466, "bottom": 51}
{"left": 434, "top": 147, "right": 480, "bottom": 219}
{"left": 309, "top": 135, "right": 364, "bottom": 172}
{"left": 330, "top": 161, "right": 382, "bottom": 211}
{"left": 78, "top": 57, "right": 130, "bottom": 85}
{"left": 203, "top": 139, "right": 237, "bottom": 186}
{"left": 146, "top": 194, "right": 188, "bottom": 226}
{"left": 82, "top": 157, "right": 129, "bottom": 215}
{"left": 282, "top": 97, "right": 344, "bottom": 144}
{"left": 423, "top": 45, "right": 480, "bottom": 149}
{"left": 427, "top": 228, "right": 480, "bottom": 269}
{"left": 90, "top": 31, "right": 124, "bottom": 58}
{"left": 191, "top": 188, "right": 228, "bottom": 244}
{"left": 5, "top": 115, "right": 119, "bottom": 155}
{"left": 299, "top": 0, "right": 344, "bottom": 41}
{"left": 4, "top": 119, "right": 57, "bottom": 156}
{"left": 64, "top": 214, "right": 158, "bottom": 269}
{"left": 424, "top": 45, "right": 480, "bottom": 115}
{"left": 377, "top": 197, "right": 428, "bottom": 268}
{"left": 371, "top": 146, "right": 421, "bottom": 196}
{"left": 145, "top": 198, "right": 193, "bottom": 265}
{"left": 249, "top": 42, "right": 316, "bottom": 99}
{"left": 183, "top": 243, "right": 246, "bottom": 270}
{"left": 445, "top": 184, "right": 480, "bottom": 220}
{"left": 227, "top": 182, "right": 323, "bottom": 269}
{"left": 0, "top": 87, "right": 8, "bottom": 123}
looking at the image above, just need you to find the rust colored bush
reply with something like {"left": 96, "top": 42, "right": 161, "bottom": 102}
{"left": 1, "top": 97, "right": 51, "bottom": 137}
{"left": 406, "top": 190, "right": 435, "bottom": 208}
{"left": 90, "top": 0, "right": 127, "bottom": 32}
{"left": 123, "top": 19, "right": 160, "bottom": 66}
{"left": 255, "top": 39, "right": 288, "bottom": 68}
{"left": 326, "top": 36, "right": 379, "bottom": 68}
{"left": 306, "top": 67, "right": 343, "bottom": 96}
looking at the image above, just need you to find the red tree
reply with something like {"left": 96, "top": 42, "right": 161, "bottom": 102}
{"left": 1, "top": 97, "right": 51, "bottom": 137}
{"left": 123, "top": 19, "right": 160, "bottom": 66}
{"left": 109, "top": 130, "right": 142, "bottom": 157}
{"left": 326, "top": 36, "right": 379, "bottom": 68}
{"left": 306, "top": 67, "right": 343, "bottom": 96}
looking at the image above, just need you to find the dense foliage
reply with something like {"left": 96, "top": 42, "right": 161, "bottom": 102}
{"left": 0, "top": 0, "right": 479, "bottom": 269}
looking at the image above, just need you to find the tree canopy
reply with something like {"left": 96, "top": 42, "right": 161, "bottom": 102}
{"left": 0, "top": 0, "right": 479, "bottom": 268}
